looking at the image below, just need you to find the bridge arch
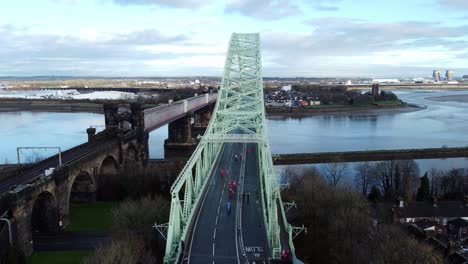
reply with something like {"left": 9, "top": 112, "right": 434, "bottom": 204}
{"left": 69, "top": 171, "right": 96, "bottom": 204}
{"left": 99, "top": 155, "right": 119, "bottom": 176}
{"left": 97, "top": 155, "right": 122, "bottom": 200}
{"left": 31, "top": 191, "right": 59, "bottom": 233}
{"left": 123, "top": 144, "right": 138, "bottom": 170}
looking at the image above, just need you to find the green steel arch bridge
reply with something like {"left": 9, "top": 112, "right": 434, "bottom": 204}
{"left": 162, "top": 33, "right": 305, "bottom": 263}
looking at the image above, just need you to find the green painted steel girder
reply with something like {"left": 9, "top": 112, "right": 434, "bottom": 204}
{"left": 163, "top": 33, "right": 297, "bottom": 263}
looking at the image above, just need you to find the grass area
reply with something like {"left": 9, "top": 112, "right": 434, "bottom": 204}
{"left": 66, "top": 202, "right": 117, "bottom": 231}
{"left": 29, "top": 250, "right": 91, "bottom": 264}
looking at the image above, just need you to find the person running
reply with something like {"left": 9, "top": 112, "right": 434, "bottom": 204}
{"left": 227, "top": 201, "right": 231, "bottom": 214}
{"left": 235, "top": 154, "right": 238, "bottom": 161}
{"left": 220, "top": 169, "right": 224, "bottom": 177}
{"left": 225, "top": 169, "right": 229, "bottom": 177}
{"left": 233, "top": 181, "right": 237, "bottom": 191}
{"left": 281, "top": 249, "right": 287, "bottom": 261}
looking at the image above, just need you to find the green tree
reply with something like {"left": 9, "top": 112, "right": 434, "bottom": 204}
{"left": 417, "top": 173, "right": 431, "bottom": 201}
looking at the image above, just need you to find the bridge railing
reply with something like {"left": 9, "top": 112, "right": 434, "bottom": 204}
{"left": 143, "top": 93, "right": 218, "bottom": 131}
{"left": 164, "top": 139, "right": 223, "bottom": 262}
{"left": 0, "top": 132, "right": 118, "bottom": 195}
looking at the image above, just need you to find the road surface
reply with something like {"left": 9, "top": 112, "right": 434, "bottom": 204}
{"left": 182, "top": 142, "right": 270, "bottom": 264}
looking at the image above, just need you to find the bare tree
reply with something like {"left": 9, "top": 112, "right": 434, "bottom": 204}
{"left": 24, "top": 151, "right": 44, "bottom": 164}
{"left": 397, "top": 160, "right": 420, "bottom": 200}
{"left": 373, "top": 160, "right": 399, "bottom": 199}
{"left": 322, "top": 161, "right": 349, "bottom": 188}
{"left": 354, "top": 162, "right": 372, "bottom": 196}
{"left": 428, "top": 168, "right": 442, "bottom": 196}
{"left": 82, "top": 232, "right": 155, "bottom": 264}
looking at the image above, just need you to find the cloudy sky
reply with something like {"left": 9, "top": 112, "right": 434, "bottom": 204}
{"left": 1, "top": 0, "right": 468, "bottom": 77}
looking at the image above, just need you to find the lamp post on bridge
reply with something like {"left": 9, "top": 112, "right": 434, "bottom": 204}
{"left": 16, "top": 147, "right": 62, "bottom": 166}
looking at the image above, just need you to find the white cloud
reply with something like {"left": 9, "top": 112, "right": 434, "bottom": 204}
{"left": 225, "top": 0, "right": 300, "bottom": 20}
{"left": 439, "top": 0, "right": 468, "bottom": 9}
{"left": 112, "top": 0, "right": 213, "bottom": 8}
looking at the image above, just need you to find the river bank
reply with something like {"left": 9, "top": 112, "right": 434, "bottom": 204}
{"left": 0, "top": 99, "right": 160, "bottom": 113}
{"left": 266, "top": 102, "right": 423, "bottom": 117}
{"left": 0, "top": 99, "right": 103, "bottom": 113}
{"left": 0, "top": 98, "right": 423, "bottom": 116}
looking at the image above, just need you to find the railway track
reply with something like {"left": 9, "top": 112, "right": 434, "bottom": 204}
{"left": 0, "top": 137, "right": 119, "bottom": 194}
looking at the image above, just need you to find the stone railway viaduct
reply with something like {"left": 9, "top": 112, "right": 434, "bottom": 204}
{"left": 0, "top": 93, "right": 216, "bottom": 256}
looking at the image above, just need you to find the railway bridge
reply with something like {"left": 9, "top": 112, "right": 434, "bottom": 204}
{"left": 0, "top": 93, "right": 217, "bottom": 256}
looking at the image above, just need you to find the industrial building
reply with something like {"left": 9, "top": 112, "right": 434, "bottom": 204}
{"left": 432, "top": 70, "right": 441, "bottom": 82}
{"left": 446, "top": 70, "right": 454, "bottom": 82}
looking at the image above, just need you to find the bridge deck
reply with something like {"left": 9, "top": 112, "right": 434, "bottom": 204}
{"left": 144, "top": 93, "right": 217, "bottom": 132}
{"left": 183, "top": 142, "right": 269, "bottom": 263}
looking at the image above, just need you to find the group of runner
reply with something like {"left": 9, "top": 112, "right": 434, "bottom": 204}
{"left": 223, "top": 149, "right": 249, "bottom": 215}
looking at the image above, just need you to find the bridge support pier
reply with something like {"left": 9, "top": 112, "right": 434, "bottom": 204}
{"left": 164, "top": 114, "right": 196, "bottom": 159}
{"left": 192, "top": 104, "right": 214, "bottom": 138}
{"left": 103, "top": 103, "right": 119, "bottom": 132}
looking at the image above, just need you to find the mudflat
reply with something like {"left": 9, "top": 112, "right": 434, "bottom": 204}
{"left": 426, "top": 95, "right": 468, "bottom": 103}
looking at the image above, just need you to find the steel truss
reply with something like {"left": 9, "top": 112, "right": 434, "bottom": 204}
{"left": 164, "top": 33, "right": 298, "bottom": 263}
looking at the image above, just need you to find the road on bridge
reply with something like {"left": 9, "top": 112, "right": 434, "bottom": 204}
{"left": 182, "top": 142, "right": 270, "bottom": 264}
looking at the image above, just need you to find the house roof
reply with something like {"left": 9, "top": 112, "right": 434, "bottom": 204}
{"left": 448, "top": 218, "right": 468, "bottom": 229}
{"left": 397, "top": 201, "right": 468, "bottom": 218}
{"left": 414, "top": 218, "right": 438, "bottom": 230}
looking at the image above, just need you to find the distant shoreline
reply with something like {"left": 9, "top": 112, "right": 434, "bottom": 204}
{"left": 0, "top": 98, "right": 424, "bottom": 116}
{"left": 0, "top": 100, "right": 103, "bottom": 113}
{"left": 266, "top": 103, "right": 423, "bottom": 117}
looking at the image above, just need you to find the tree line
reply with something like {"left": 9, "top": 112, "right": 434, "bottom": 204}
{"left": 282, "top": 166, "right": 443, "bottom": 264}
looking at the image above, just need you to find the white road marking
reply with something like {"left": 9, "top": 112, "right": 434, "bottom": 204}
{"left": 215, "top": 215, "right": 218, "bottom": 225}
{"left": 212, "top": 243, "right": 215, "bottom": 256}
{"left": 235, "top": 143, "right": 248, "bottom": 264}
{"left": 213, "top": 228, "right": 216, "bottom": 240}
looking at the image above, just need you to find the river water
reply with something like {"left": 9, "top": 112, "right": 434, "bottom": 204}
{"left": 1, "top": 89, "right": 468, "bottom": 173}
